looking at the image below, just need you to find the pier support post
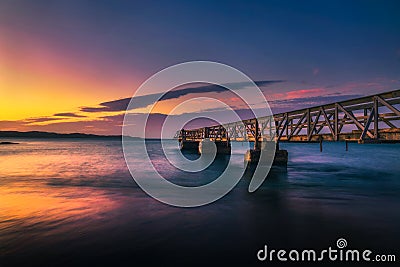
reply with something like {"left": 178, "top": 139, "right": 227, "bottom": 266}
{"left": 198, "top": 139, "right": 231, "bottom": 155}
{"left": 319, "top": 138, "right": 323, "bottom": 152}
{"left": 245, "top": 141, "right": 288, "bottom": 167}
{"left": 179, "top": 140, "right": 200, "bottom": 152}
{"left": 179, "top": 128, "right": 200, "bottom": 152}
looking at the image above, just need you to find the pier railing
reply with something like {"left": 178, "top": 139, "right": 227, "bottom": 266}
{"left": 175, "top": 89, "right": 400, "bottom": 143}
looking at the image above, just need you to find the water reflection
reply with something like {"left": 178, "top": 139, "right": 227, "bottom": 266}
{"left": 0, "top": 139, "right": 399, "bottom": 266}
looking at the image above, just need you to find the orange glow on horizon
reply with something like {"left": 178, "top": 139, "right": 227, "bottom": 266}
{"left": 0, "top": 29, "right": 139, "bottom": 122}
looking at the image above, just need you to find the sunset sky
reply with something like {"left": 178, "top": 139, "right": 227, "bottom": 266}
{"left": 1, "top": 0, "right": 400, "bottom": 136}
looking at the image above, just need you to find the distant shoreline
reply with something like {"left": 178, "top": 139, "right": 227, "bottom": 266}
{"left": 0, "top": 131, "right": 143, "bottom": 140}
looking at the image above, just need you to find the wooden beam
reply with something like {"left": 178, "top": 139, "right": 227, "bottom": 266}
{"left": 308, "top": 109, "right": 321, "bottom": 141}
{"left": 277, "top": 115, "right": 289, "bottom": 141}
{"left": 376, "top": 95, "right": 400, "bottom": 116}
{"left": 316, "top": 111, "right": 333, "bottom": 134}
{"left": 306, "top": 108, "right": 311, "bottom": 137}
{"left": 337, "top": 103, "right": 374, "bottom": 138}
{"left": 381, "top": 117, "right": 396, "bottom": 128}
{"left": 338, "top": 114, "right": 348, "bottom": 132}
{"left": 288, "top": 112, "right": 307, "bottom": 140}
{"left": 275, "top": 113, "right": 287, "bottom": 130}
{"left": 360, "top": 107, "right": 375, "bottom": 140}
{"left": 374, "top": 97, "right": 379, "bottom": 139}
{"left": 334, "top": 104, "right": 339, "bottom": 141}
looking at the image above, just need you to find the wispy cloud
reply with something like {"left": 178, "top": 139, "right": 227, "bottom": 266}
{"left": 285, "top": 88, "right": 325, "bottom": 99}
{"left": 80, "top": 80, "right": 283, "bottom": 113}
{"left": 23, "top": 117, "right": 63, "bottom": 124}
{"left": 53, "top": 112, "right": 86, "bottom": 118}
{"left": 269, "top": 93, "right": 362, "bottom": 114}
{"left": 3, "top": 79, "right": 399, "bottom": 136}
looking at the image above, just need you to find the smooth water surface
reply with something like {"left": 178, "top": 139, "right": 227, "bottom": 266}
{"left": 0, "top": 139, "right": 399, "bottom": 266}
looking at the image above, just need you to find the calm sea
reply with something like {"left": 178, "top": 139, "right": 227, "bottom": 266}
{"left": 0, "top": 139, "right": 399, "bottom": 266}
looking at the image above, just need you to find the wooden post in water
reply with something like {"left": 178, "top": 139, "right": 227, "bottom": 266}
{"left": 319, "top": 137, "right": 323, "bottom": 152}
{"left": 346, "top": 140, "right": 348, "bottom": 151}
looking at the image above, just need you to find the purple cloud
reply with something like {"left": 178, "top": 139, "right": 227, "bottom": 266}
{"left": 80, "top": 80, "right": 283, "bottom": 113}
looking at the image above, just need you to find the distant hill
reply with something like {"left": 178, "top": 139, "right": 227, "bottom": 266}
{"left": 0, "top": 131, "right": 142, "bottom": 140}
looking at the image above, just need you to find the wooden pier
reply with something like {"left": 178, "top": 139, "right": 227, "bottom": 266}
{"left": 175, "top": 90, "right": 400, "bottom": 165}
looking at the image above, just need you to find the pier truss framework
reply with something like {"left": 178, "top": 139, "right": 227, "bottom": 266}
{"left": 176, "top": 90, "right": 400, "bottom": 143}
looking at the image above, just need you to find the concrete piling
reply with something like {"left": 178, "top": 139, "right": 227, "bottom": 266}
{"left": 244, "top": 142, "right": 288, "bottom": 167}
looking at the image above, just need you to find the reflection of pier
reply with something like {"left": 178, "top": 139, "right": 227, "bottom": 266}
{"left": 175, "top": 90, "right": 400, "bottom": 164}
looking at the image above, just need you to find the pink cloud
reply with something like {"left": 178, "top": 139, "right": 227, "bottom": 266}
{"left": 285, "top": 88, "right": 325, "bottom": 99}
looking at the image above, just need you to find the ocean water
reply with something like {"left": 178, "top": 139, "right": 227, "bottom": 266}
{"left": 0, "top": 139, "right": 399, "bottom": 266}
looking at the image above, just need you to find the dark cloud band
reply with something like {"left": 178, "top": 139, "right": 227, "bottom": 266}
{"left": 80, "top": 80, "right": 283, "bottom": 113}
